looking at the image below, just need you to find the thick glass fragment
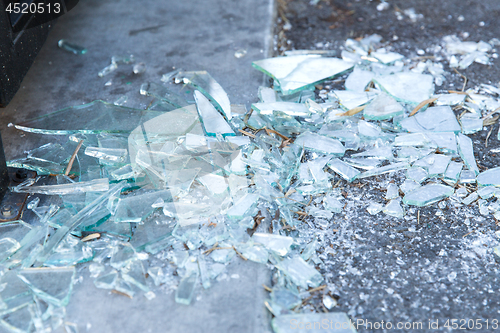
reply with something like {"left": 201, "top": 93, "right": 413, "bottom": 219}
{"left": 358, "top": 162, "right": 408, "bottom": 179}
{"left": 15, "top": 101, "right": 164, "bottom": 135}
{"left": 398, "top": 106, "right": 461, "bottom": 133}
{"left": 363, "top": 93, "right": 404, "bottom": 120}
{"left": 457, "top": 133, "right": 479, "bottom": 175}
{"left": 295, "top": 132, "right": 345, "bottom": 156}
{"left": 477, "top": 186, "right": 500, "bottom": 199}
{"left": 460, "top": 170, "right": 476, "bottom": 184}
{"left": 403, "top": 184, "right": 454, "bottom": 206}
{"left": 252, "top": 55, "right": 353, "bottom": 95}
{"left": 58, "top": 39, "right": 87, "bottom": 55}
{"left": 327, "top": 158, "right": 360, "bottom": 181}
{"left": 476, "top": 167, "right": 500, "bottom": 187}
{"left": 386, "top": 183, "right": 399, "bottom": 199}
{"left": 11, "top": 178, "right": 109, "bottom": 195}
{"left": 18, "top": 267, "right": 75, "bottom": 307}
{"left": 373, "top": 72, "right": 434, "bottom": 104}
{"left": 272, "top": 313, "right": 356, "bottom": 333}
{"left": 462, "top": 192, "right": 479, "bottom": 205}
{"left": 252, "top": 233, "right": 293, "bottom": 256}
{"left": 276, "top": 256, "right": 323, "bottom": 289}
{"left": 194, "top": 90, "right": 235, "bottom": 137}
{"left": 175, "top": 270, "right": 198, "bottom": 305}
{"left": 98, "top": 62, "right": 118, "bottom": 77}
{"left": 176, "top": 71, "right": 231, "bottom": 120}
{"left": 252, "top": 102, "right": 310, "bottom": 117}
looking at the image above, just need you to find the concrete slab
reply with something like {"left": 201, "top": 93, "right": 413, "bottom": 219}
{"left": 0, "top": 0, "right": 276, "bottom": 332}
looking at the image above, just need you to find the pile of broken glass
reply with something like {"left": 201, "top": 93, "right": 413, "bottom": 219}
{"left": 1, "top": 34, "right": 499, "bottom": 332}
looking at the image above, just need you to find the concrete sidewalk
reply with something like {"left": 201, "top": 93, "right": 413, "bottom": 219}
{"left": 1, "top": 0, "right": 276, "bottom": 332}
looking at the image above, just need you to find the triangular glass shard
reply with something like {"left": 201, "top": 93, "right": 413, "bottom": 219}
{"left": 194, "top": 90, "right": 235, "bottom": 137}
{"left": 253, "top": 55, "right": 353, "bottom": 95}
{"left": 363, "top": 93, "right": 404, "bottom": 120}
{"left": 17, "top": 266, "right": 75, "bottom": 307}
{"left": 373, "top": 72, "right": 434, "bottom": 104}
{"left": 15, "top": 101, "right": 165, "bottom": 135}
{"left": 403, "top": 184, "right": 454, "bottom": 206}
{"left": 176, "top": 71, "right": 231, "bottom": 120}
{"left": 383, "top": 198, "right": 404, "bottom": 218}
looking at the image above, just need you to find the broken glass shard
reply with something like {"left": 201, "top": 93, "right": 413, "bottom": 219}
{"left": 236, "top": 242, "right": 269, "bottom": 264}
{"left": 252, "top": 55, "right": 353, "bottom": 95}
{"left": 333, "top": 90, "right": 378, "bottom": 110}
{"left": 327, "top": 158, "right": 360, "bottom": 182}
{"left": 413, "top": 154, "right": 451, "bottom": 177}
{"left": 457, "top": 133, "right": 479, "bottom": 175}
{"left": 386, "top": 183, "right": 399, "bottom": 199}
{"left": 371, "top": 50, "right": 404, "bottom": 64}
{"left": 194, "top": 90, "right": 234, "bottom": 137}
{"left": 443, "top": 161, "right": 463, "bottom": 184}
{"left": 58, "top": 39, "right": 87, "bottom": 55}
{"left": 374, "top": 72, "right": 434, "bottom": 104}
{"left": 406, "top": 167, "right": 428, "bottom": 183}
{"left": 15, "top": 101, "right": 164, "bottom": 135}
{"left": 94, "top": 270, "right": 118, "bottom": 290}
{"left": 460, "top": 170, "right": 476, "bottom": 184}
{"left": 357, "top": 120, "right": 381, "bottom": 137}
{"left": 252, "top": 233, "right": 293, "bottom": 256}
{"left": 398, "top": 106, "right": 461, "bottom": 133}
{"left": 252, "top": 102, "right": 310, "bottom": 117}
{"left": 383, "top": 198, "right": 404, "bottom": 218}
{"left": 226, "top": 193, "right": 259, "bottom": 220}
{"left": 139, "top": 82, "right": 189, "bottom": 109}
{"left": 275, "top": 256, "right": 323, "bottom": 289}
{"left": 17, "top": 266, "right": 75, "bottom": 307}
{"left": 98, "top": 62, "right": 118, "bottom": 77}
{"left": 85, "top": 147, "right": 128, "bottom": 163}
{"left": 345, "top": 66, "right": 375, "bottom": 92}
{"left": 460, "top": 113, "right": 483, "bottom": 134}
{"left": 358, "top": 162, "right": 408, "bottom": 179}
{"left": 367, "top": 201, "right": 383, "bottom": 215}
{"left": 176, "top": 71, "right": 231, "bottom": 120}
{"left": 403, "top": 184, "right": 454, "bottom": 206}
{"left": 363, "top": 93, "right": 404, "bottom": 120}
{"left": 12, "top": 178, "right": 109, "bottom": 196}
{"left": 399, "top": 179, "right": 420, "bottom": 194}
{"left": 295, "top": 132, "right": 345, "bottom": 156}
{"left": 462, "top": 192, "right": 479, "bottom": 205}
{"left": 26, "top": 143, "right": 70, "bottom": 164}
{"left": 133, "top": 62, "right": 146, "bottom": 74}
{"left": 175, "top": 270, "right": 198, "bottom": 305}
{"left": 477, "top": 167, "right": 500, "bottom": 187}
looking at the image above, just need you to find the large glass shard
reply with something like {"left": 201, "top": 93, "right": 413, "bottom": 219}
{"left": 194, "top": 90, "right": 234, "bottom": 137}
{"left": 252, "top": 55, "right": 353, "bottom": 95}
{"left": 7, "top": 158, "right": 65, "bottom": 175}
{"left": 275, "top": 256, "right": 323, "bottom": 289}
{"left": 252, "top": 233, "right": 293, "bottom": 256}
{"left": 413, "top": 154, "right": 451, "bottom": 177}
{"left": 252, "top": 102, "right": 310, "bottom": 117}
{"left": 15, "top": 101, "right": 165, "bottom": 135}
{"left": 11, "top": 178, "right": 109, "bottom": 195}
{"left": 176, "top": 71, "right": 231, "bottom": 120}
{"left": 139, "top": 82, "right": 188, "bottom": 109}
{"left": 406, "top": 167, "right": 428, "bottom": 183}
{"left": 398, "top": 106, "right": 461, "bottom": 133}
{"left": 373, "top": 72, "right": 434, "bottom": 104}
{"left": 295, "top": 132, "right": 345, "bottom": 156}
{"left": 272, "top": 313, "right": 357, "bottom": 333}
{"left": 345, "top": 66, "right": 375, "bottom": 92}
{"left": 226, "top": 193, "right": 259, "bottom": 219}
{"left": 27, "top": 143, "right": 70, "bottom": 164}
{"left": 327, "top": 158, "right": 360, "bottom": 182}
{"left": 476, "top": 167, "right": 500, "bottom": 187}
{"left": 175, "top": 270, "right": 198, "bottom": 305}
{"left": 17, "top": 267, "right": 75, "bottom": 307}
{"left": 36, "top": 182, "right": 126, "bottom": 263}
{"left": 460, "top": 113, "right": 483, "bottom": 134}
{"left": 363, "top": 93, "right": 404, "bottom": 120}
{"left": 358, "top": 162, "right": 408, "bottom": 179}
{"left": 403, "top": 184, "right": 454, "bottom": 206}
{"left": 457, "top": 133, "right": 479, "bottom": 175}
{"left": 333, "top": 90, "right": 378, "bottom": 109}
{"left": 114, "top": 190, "right": 171, "bottom": 223}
